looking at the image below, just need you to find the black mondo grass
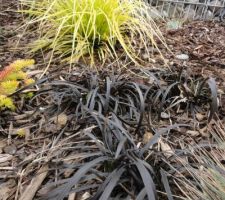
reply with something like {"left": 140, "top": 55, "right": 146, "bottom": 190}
{"left": 27, "top": 69, "right": 218, "bottom": 200}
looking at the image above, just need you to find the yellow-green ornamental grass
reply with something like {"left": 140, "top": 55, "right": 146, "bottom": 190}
{"left": 21, "top": 0, "right": 164, "bottom": 66}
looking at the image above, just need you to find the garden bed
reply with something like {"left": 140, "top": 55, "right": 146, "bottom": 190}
{"left": 1, "top": 1, "right": 225, "bottom": 200}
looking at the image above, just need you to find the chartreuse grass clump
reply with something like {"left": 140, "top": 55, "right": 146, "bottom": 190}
{"left": 0, "top": 59, "right": 35, "bottom": 110}
{"left": 21, "top": 0, "right": 164, "bottom": 66}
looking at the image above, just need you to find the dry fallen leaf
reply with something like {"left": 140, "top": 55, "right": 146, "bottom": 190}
{"left": 196, "top": 113, "right": 205, "bottom": 121}
{"left": 199, "top": 127, "right": 210, "bottom": 137}
{"left": 143, "top": 131, "right": 154, "bottom": 144}
{"left": 160, "top": 140, "right": 174, "bottom": 158}
{"left": 53, "top": 113, "right": 68, "bottom": 127}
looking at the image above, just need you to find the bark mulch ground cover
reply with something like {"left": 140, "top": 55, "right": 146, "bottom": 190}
{"left": 1, "top": 1, "right": 225, "bottom": 199}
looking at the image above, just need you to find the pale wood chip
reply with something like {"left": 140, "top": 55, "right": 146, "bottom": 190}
{"left": 0, "top": 154, "right": 13, "bottom": 163}
{"left": 19, "top": 164, "right": 48, "bottom": 200}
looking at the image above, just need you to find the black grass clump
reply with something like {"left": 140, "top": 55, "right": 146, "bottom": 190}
{"left": 28, "top": 68, "right": 218, "bottom": 200}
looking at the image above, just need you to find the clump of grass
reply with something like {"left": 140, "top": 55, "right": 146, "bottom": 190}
{"left": 20, "top": 0, "right": 164, "bottom": 67}
{"left": 31, "top": 69, "right": 217, "bottom": 199}
{"left": 166, "top": 121, "right": 225, "bottom": 200}
{"left": 191, "top": 123, "right": 225, "bottom": 200}
{"left": 0, "top": 59, "right": 35, "bottom": 110}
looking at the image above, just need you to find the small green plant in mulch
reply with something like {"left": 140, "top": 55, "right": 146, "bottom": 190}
{"left": 166, "top": 19, "right": 183, "bottom": 30}
{"left": 0, "top": 59, "right": 35, "bottom": 110}
{"left": 20, "top": 0, "right": 165, "bottom": 68}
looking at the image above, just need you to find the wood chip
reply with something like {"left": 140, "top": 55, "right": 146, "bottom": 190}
{"left": 0, "top": 179, "right": 16, "bottom": 200}
{"left": 186, "top": 130, "right": 200, "bottom": 137}
{"left": 68, "top": 192, "right": 76, "bottom": 200}
{"left": 3, "top": 144, "right": 17, "bottom": 155}
{"left": 19, "top": 164, "right": 48, "bottom": 200}
{"left": 80, "top": 192, "right": 91, "bottom": 200}
{"left": 0, "top": 154, "right": 13, "bottom": 163}
{"left": 161, "top": 112, "right": 170, "bottom": 119}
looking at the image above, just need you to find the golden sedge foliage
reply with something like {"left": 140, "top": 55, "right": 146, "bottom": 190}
{"left": 0, "top": 59, "right": 35, "bottom": 110}
{"left": 21, "top": 0, "right": 165, "bottom": 66}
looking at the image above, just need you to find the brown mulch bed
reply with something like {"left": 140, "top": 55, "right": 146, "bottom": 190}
{"left": 162, "top": 21, "right": 225, "bottom": 119}
{"left": 164, "top": 21, "right": 225, "bottom": 79}
{"left": 0, "top": 0, "right": 25, "bottom": 67}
